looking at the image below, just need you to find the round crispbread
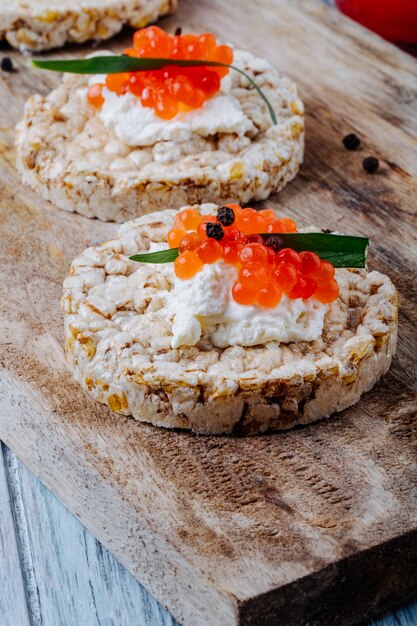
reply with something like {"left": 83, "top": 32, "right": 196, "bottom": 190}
{"left": 16, "top": 49, "right": 304, "bottom": 222}
{"left": 62, "top": 206, "right": 398, "bottom": 435}
{"left": 1, "top": 0, "right": 176, "bottom": 51}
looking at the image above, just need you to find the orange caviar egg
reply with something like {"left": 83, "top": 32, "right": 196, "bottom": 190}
{"left": 235, "top": 208, "right": 267, "bottom": 235}
{"left": 273, "top": 262, "right": 298, "bottom": 293}
{"left": 212, "top": 44, "right": 234, "bottom": 78}
{"left": 179, "top": 232, "right": 201, "bottom": 253}
{"left": 87, "top": 83, "right": 104, "bottom": 109}
{"left": 313, "top": 279, "right": 339, "bottom": 303}
{"left": 128, "top": 73, "right": 146, "bottom": 96}
{"left": 288, "top": 276, "right": 317, "bottom": 300}
{"left": 141, "top": 87, "right": 156, "bottom": 108}
{"left": 190, "top": 68, "right": 220, "bottom": 96}
{"left": 133, "top": 29, "right": 149, "bottom": 51}
{"left": 257, "top": 282, "right": 282, "bottom": 308}
{"left": 239, "top": 243, "right": 268, "bottom": 264}
{"left": 185, "top": 88, "right": 206, "bottom": 109}
{"left": 134, "top": 26, "right": 172, "bottom": 57}
{"left": 180, "top": 34, "right": 203, "bottom": 59}
{"left": 174, "top": 250, "right": 203, "bottom": 279}
{"left": 280, "top": 217, "right": 298, "bottom": 232}
{"left": 170, "top": 75, "right": 194, "bottom": 103}
{"left": 175, "top": 208, "right": 201, "bottom": 231}
{"left": 275, "top": 248, "right": 302, "bottom": 270}
{"left": 155, "top": 88, "right": 179, "bottom": 119}
{"left": 259, "top": 209, "right": 276, "bottom": 222}
{"left": 223, "top": 227, "right": 247, "bottom": 244}
{"left": 310, "top": 260, "right": 335, "bottom": 283}
{"left": 105, "top": 72, "right": 130, "bottom": 95}
{"left": 266, "top": 219, "right": 292, "bottom": 233}
{"left": 167, "top": 227, "right": 185, "bottom": 248}
{"left": 281, "top": 217, "right": 298, "bottom": 233}
{"left": 299, "top": 251, "right": 322, "bottom": 276}
{"left": 239, "top": 262, "right": 268, "bottom": 290}
{"left": 246, "top": 234, "right": 264, "bottom": 244}
{"left": 198, "top": 33, "right": 217, "bottom": 58}
{"left": 265, "top": 247, "right": 275, "bottom": 264}
{"left": 222, "top": 243, "right": 244, "bottom": 265}
{"left": 123, "top": 47, "right": 137, "bottom": 57}
{"left": 232, "top": 281, "right": 258, "bottom": 305}
{"left": 196, "top": 239, "right": 222, "bottom": 263}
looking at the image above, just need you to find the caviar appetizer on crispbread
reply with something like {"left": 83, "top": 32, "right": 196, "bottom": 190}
{"left": 17, "top": 27, "right": 304, "bottom": 221}
{"left": 62, "top": 204, "right": 397, "bottom": 435}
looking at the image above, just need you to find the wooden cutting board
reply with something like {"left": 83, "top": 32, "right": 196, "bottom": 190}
{"left": 1, "top": 1, "right": 417, "bottom": 624}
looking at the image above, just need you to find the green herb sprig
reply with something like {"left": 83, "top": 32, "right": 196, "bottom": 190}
{"left": 32, "top": 56, "right": 277, "bottom": 125}
{"left": 129, "top": 233, "right": 368, "bottom": 268}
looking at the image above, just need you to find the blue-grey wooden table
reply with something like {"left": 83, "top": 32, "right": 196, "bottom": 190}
{"left": 1, "top": 439, "right": 417, "bottom": 626}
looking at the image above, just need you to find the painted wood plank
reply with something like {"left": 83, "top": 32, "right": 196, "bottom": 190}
{"left": 0, "top": 443, "right": 31, "bottom": 626}
{"left": 374, "top": 606, "right": 417, "bottom": 626}
{"left": 1, "top": 444, "right": 177, "bottom": 626}
{"left": 1, "top": 1, "right": 417, "bottom": 625}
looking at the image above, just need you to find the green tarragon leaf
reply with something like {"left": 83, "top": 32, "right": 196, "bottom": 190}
{"left": 260, "top": 233, "right": 369, "bottom": 268}
{"left": 129, "top": 248, "right": 180, "bottom": 264}
{"left": 129, "top": 233, "right": 368, "bottom": 268}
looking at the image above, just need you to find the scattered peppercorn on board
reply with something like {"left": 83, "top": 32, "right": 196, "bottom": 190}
{"left": 1, "top": 1, "right": 417, "bottom": 625}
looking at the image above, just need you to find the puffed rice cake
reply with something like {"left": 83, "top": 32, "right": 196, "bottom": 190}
{"left": 62, "top": 206, "right": 398, "bottom": 435}
{"left": 0, "top": 0, "right": 177, "bottom": 51}
{"left": 16, "top": 49, "right": 305, "bottom": 222}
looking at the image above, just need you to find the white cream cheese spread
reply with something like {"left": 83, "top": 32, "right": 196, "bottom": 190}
{"left": 152, "top": 249, "right": 327, "bottom": 349}
{"left": 98, "top": 90, "right": 254, "bottom": 147}
{"left": 88, "top": 62, "right": 255, "bottom": 147}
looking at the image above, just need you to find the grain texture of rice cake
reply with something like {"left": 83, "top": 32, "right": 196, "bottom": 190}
{"left": 62, "top": 207, "right": 398, "bottom": 436}
{"left": 0, "top": 0, "right": 176, "bottom": 51}
{"left": 16, "top": 49, "right": 305, "bottom": 222}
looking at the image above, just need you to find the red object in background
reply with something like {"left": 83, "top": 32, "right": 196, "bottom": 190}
{"left": 336, "top": 0, "right": 417, "bottom": 46}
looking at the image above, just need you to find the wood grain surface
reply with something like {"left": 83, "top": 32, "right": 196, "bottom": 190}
{"left": 2, "top": 443, "right": 417, "bottom": 626}
{"left": 0, "top": 1, "right": 417, "bottom": 625}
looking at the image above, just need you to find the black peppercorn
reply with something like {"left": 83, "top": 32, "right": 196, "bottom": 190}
{"left": 342, "top": 133, "right": 360, "bottom": 150}
{"left": 174, "top": 27, "right": 182, "bottom": 36}
{"left": 216, "top": 206, "right": 235, "bottom": 227}
{"left": 1, "top": 57, "right": 14, "bottom": 72}
{"left": 362, "top": 156, "right": 379, "bottom": 173}
{"left": 206, "top": 222, "right": 224, "bottom": 240}
{"left": 321, "top": 228, "right": 333, "bottom": 234}
{"left": 265, "top": 235, "right": 284, "bottom": 252}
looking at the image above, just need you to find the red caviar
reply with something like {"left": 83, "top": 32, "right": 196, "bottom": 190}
{"left": 232, "top": 281, "right": 258, "bottom": 305}
{"left": 257, "top": 283, "right": 283, "bottom": 308}
{"left": 175, "top": 208, "right": 201, "bottom": 231}
{"left": 313, "top": 279, "right": 340, "bottom": 303}
{"left": 239, "top": 262, "right": 268, "bottom": 290}
{"left": 179, "top": 232, "right": 201, "bottom": 253}
{"left": 169, "top": 205, "right": 340, "bottom": 307}
{"left": 87, "top": 83, "right": 104, "bottom": 108}
{"left": 239, "top": 243, "right": 268, "bottom": 264}
{"left": 174, "top": 250, "right": 203, "bottom": 279}
{"left": 222, "top": 243, "right": 244, "bottom": 265}
{"left": 167, "top": 227, "right": 184, "bottom": 248}
{"left": 87, "top": 27, "right": 233, "bottom": 119}
{"left": 105, "top": 72, "right": 130, "bottom": 95}
{"left": 196, "top": 239, "right": 222, "bottom": 263}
